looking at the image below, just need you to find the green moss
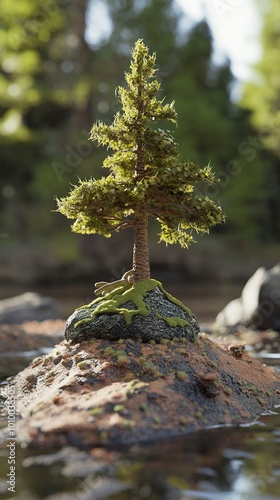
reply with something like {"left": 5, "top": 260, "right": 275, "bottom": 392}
{"left": 100, "top": 431, "right": 108, "bottom": 444}
{"left": 103, "top": 346, "right": 115, "bottom": 357}
{"left": 126, "top": 387, "right": 135, "bottom": 397}
{"left": 209, "top": 361, "right": 218, "bottom": 370}
{"left": 176, "top": 371, "right": 188, "bottom": 381}
{"left": 242, "top": 381, "right": 260, "bottom": 395}
{"left": 114, "top": 404, "right": 125, "bottom": 413}
{"left": 77, "top": 361, "right": 88, "bottom": 370}
{"left": 43, "top": 355, "right": 53, "bottom": 366}
{"left": 139, "top": 356, "right": 146, "bottom": 363}
{"left": 180, "top": 338, "right": 188, "bottom": 344}
{"left": 131, "top": 379, "right": 140, "bottom": 386}
{"left": 158, "top": 284, "right": 192, "bottom": 316}
{"left": 116, "top": 355, "right": 129, "bottom": 365}
{"left": 223, "top": 386, "right": 232, "bottom": 396}
{"left": 74, "top": 279, "right": 192, "bottom": 329}
{"left": 157, "top": 313, "right": 190, "bottom": 327}
{"left": 142, "top": 361, "right": 160, "bottom": 376}
{"left": 89, "top": 407, "right": 104, "bottom": 416}
{"left": 130, "top": 379, "right": 147, "bottom": 390}
{"left": 120, "top": 419, "right": 135, "bottom": 428}
{"left": 114, "top": 349, "right": 127, "bottom": 358}
{"left": 139, "top": 402, "right": 148, "bottom": 412}
{"left": 160, "top": 338, "right": 170, "bottom": 345}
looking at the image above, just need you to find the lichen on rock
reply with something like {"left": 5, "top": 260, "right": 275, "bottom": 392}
{"left": 65, "top": 279, "right": 199, "bottom": 343}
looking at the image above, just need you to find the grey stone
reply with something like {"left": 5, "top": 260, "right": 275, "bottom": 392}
{"left": 0, "top": 292, "right": 60, "bottom": 324}
{"left": 216, "top": 264, "right": 280, "bottom": 331}
{"left": 216, "top": 298, "right": 244, "bottom": 330}
{"left": 65, "top": 286, "right": 199, "bottom": 343}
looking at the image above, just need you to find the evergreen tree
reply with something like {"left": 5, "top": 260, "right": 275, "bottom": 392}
{"left": 95, "top": 6, "right": 271, "bottom": 241}
{"left": 92, "top": 0, "right": 180, "bottom": 128}
{"left": 103, "top": 0, "right": 179, "bottom": 65}
{"left": 57, "top": 40, "right": 225, "bottom": 282}
{"left": 241, "top": 0, "right": 280, "bottom": 156}
{"left": 170, "top": 21, "right": 235, "bottom": 166}
{"left": 0, "top": 0, "right": 94, "bottom": 240}
{"left": 240, "top": 0, "right": 280, "bottom": 239}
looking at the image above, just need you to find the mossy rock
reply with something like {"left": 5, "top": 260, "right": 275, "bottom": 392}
{"left": 65, "top": 279, "right": 199, "bottom": 343}
{"left": 11, "top": 334, "right": 280, "bottom": 449}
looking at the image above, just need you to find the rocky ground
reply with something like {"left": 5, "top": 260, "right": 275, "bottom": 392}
{"left": 1, "top": 320, "right": 279, "bottom": 449}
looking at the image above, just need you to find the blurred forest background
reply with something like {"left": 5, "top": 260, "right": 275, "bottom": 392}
{"left": 0, "top": 0, "right": 280, "bottom": 289}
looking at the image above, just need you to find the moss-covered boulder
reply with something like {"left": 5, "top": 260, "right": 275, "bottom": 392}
{"left": 65, "top": 280, "right": 199, "bottom": 343}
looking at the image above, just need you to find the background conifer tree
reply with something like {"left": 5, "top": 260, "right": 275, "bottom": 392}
{"left": 57, "top": 40, "right": 225, "bottom": 282}
{"left": 241, "top": 0, "right": 280, "bottom": 239}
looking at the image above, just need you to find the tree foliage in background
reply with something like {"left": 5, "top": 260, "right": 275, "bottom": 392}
{"left": 0, "top": 0, "right": 94, "bottom": 241}
{"left": 0, "top": 0, "right": 278, "bottom": 258}
{"left": 241, "top": 0, "right": 280, "bottom": 239}
{"left": 57, "top": 40, "right": 225, "bottom": 281}
{"left": 0, "top": 0, "right": 65, "bottom": 191}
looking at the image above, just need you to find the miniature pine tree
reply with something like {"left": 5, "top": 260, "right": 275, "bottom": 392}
{"left": 57, "top": 40, "right": 225, "bottom": 283}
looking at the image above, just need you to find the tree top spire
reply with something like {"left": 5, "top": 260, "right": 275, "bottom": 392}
{"left": 57, "top": 39, "right": 225, "bottom": 281}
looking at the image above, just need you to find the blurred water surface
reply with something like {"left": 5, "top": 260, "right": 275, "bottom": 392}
{"left": 0, "top": 398, "right": 279, "bottom": 499}
{"left": 0, "top": 282, "right": 242, "bottom": 324}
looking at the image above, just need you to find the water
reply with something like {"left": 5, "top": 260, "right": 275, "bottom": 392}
{"left": 0, "top": 406, "right": 279, "bottom": 499}
{"left": 0, "top": 282, "right": 242, "bottom": 324}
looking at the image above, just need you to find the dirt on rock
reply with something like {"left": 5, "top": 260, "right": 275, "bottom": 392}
{"left": 9, "top": 332, "right": 280, "bottom": 449}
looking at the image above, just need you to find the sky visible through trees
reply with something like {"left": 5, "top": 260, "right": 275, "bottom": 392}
{"left": 87, "top": 0, "right": 262, "bottom": 84}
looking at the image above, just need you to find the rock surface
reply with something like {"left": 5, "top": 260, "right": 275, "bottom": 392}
{"left": 216, "top": 264, "right": 280, "bottom": 331}
{"left": 8, "top": 334, "right": 280, "bottom": 449}
{"left": 65, "top": 285, "right": 200, "bottom": 343}
{"left": 0, "top": 292, "right": 61, "bottom": 324}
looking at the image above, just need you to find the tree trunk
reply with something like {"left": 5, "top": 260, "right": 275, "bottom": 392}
{"left": 133, "top": 205, "right": 150, "bottom": 282}
{"left": 133, "top": 60, "right": 150, "bottom": 282}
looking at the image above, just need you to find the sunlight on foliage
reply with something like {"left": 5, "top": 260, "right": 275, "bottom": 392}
{"left": 57, "top": 39, "right": 225, "bottom": 256}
